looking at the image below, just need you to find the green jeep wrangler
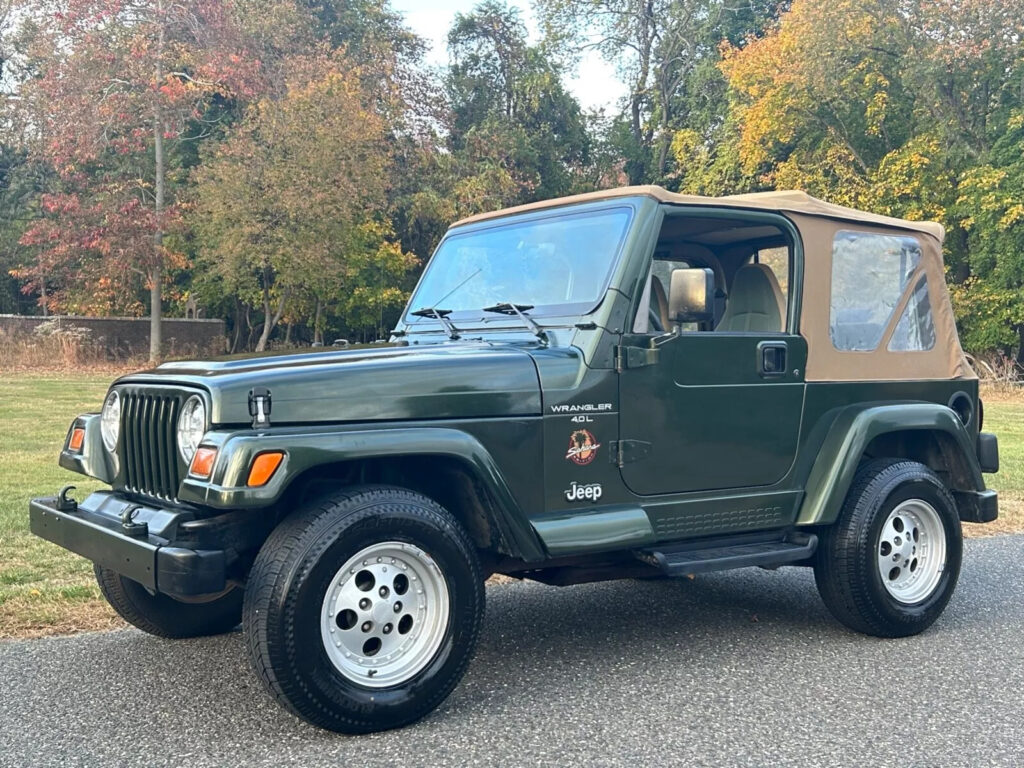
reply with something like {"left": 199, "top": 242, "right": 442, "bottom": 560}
{"left": 31, "top": 186, "right": 1000, "bottom": 733}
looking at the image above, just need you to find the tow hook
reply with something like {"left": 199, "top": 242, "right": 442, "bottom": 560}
{"left": 55, "top": 485, "right": 78, "bottom": 513}
{"left": 120, "top": 504, "right": 148, "bottom": 537}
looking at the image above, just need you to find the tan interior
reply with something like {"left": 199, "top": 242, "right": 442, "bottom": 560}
{"left": 454, "top": 185, "right": 973, "bottom": 382}
{"left": 715, "top": 263, "right": 784, "bottom": 333}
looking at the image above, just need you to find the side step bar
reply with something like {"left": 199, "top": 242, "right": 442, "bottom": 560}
{"left": 637, "top": 533, "right": 818, "bottom": 577}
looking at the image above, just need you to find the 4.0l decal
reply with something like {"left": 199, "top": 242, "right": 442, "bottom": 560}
{"left": 566, "top": 429, "right": 601, "bottom": 465}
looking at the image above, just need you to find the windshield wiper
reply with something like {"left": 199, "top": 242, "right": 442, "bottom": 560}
{"left": 482, "top": 302, "right": 547, "bottom": 341}
{"left": 410, "top": 307, "right": 461, "bottom": 340}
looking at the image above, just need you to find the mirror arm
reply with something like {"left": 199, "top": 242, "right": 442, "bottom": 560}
{"left": 652, "top": 324, "right": 682, "bottom": 346}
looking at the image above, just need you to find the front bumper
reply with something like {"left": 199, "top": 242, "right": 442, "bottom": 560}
{"left": 30, "top": 491, "right": 229, "bottom": 596}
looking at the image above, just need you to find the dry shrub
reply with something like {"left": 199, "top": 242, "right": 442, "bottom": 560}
{"left": 969, "top": 352, "right": 1021, "bottom": 382}
{"left": 967, "top": 352, "right": 1023, "bottom": 401}
{"left": 0, "top": 324, "right": 141, "bottom": 374}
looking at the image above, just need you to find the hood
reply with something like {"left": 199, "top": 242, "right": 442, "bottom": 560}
{"left": 117, "top": 342, "right": 542, "bottom": 426}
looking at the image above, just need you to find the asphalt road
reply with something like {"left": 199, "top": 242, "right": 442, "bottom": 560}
{"left": 2, "top": 536, "right": 1024, "bottom": 768}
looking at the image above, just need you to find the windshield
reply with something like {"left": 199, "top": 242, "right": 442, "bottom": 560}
{"left": 405, "top": 206, "right": 633, "bottom": 325}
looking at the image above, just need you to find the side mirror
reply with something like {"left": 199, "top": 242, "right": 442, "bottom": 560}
{"left": 668, "top": 267, "right": 715, "bottom": 324}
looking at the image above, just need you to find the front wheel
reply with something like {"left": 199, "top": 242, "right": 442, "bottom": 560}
{"left": 814, "top": 459, "right": 963, "bottom": 638}
{"left": 243, "top": 486, "right": 485, "bottom": 733}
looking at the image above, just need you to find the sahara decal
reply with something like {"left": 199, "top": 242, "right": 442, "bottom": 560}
{"left": 564, "top": 482, "right": 603, "bottom": 502}
{"left": 566, "top": 429, "right": 601, "bottom": 465}
{"left": 549, "top": 403, "right": 613, "bottom": 414}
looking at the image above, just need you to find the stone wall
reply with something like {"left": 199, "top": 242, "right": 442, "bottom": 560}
{"left": 0, "top": 315, "right": 227, "bottom": 358}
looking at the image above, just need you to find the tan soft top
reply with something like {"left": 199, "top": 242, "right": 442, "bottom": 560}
{"left": 455, "top": 185, "right": 973, "bottom": 382}
{"left": 454, "top": 185, "right": 946, "bottom": 243}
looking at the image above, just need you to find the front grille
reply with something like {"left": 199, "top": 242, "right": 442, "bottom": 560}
{"left": 120, "top": 390, "right": 185, "bottom": 501}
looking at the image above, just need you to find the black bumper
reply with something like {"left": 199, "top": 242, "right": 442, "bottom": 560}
{"left": 953, "top": 489, "right": 999, "bottom": 524}
{"left": 30, "top": 492, "right": 228, "bottom": 597}
{"left": 978, "top": 432, "right": 999, "bottom": 474}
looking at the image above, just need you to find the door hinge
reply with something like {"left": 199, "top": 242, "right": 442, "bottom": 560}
{"left": 609, "top": 439, "right": 652, "bottom": 467}
{"left": 614, "top": 344, "right": 659, "bottom": 373}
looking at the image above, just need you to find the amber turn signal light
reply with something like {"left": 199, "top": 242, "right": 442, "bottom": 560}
{"left": 68, "top": 428, "right": 85, "bottom": 452}
{"left": 247, "top": 451, "right": 284, "bottom": 487}
{"left": 189, "top": 446, "right": 218, "bottom": 478}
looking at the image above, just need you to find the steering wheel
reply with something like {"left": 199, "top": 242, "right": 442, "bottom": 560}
{"left": 648, "top": 305, "right": 665, "bottom": 333}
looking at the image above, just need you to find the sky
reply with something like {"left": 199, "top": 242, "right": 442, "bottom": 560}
{"left": 389, "top": 0, "right": 626, "bottom": 113}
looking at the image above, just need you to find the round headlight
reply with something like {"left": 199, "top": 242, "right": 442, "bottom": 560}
{"left": 177, "top": 396, "right": 207, "bottom": 463}
{"left": 100, "top": 390, "right": 121, "bottom": 452}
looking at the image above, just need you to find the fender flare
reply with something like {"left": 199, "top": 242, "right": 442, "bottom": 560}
{"left": 178, "top": 426, "right": 546, "bottom": 561}
{"left": 797, "top": 403, "right": 983, "bottom": 526}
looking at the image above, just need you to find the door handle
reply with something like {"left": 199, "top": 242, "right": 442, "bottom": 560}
{"left": 758, "top": 341, "right": 787, "bottom": 377}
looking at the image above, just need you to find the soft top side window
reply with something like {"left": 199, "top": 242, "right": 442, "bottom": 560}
{"left": 888, "top": 275, "right": 935, "bottom": 352}
{"left": 829, "top": 230, "right": 927, "bottom": 352}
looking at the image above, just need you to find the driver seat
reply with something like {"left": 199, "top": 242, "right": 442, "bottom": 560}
{"left": 650, "top": 277, "right": 670, "bottom": 330}
{"left": 716, "top": 264, "right": 785, "bottom": 332}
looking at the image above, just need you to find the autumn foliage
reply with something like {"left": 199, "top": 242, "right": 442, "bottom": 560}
{"left": 3, "top": 0, "right": 1024, "bottom": 363}
{"left": 715, "top": 0, "right": 1024, "bottom": 359}
{"left": 191, "top": 51, "right": 417, "bottom": 350}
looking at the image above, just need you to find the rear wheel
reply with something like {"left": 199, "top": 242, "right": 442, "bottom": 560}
{"left": 95, "top": 566, "right": 242, "bottom": 638}
{"left": 814, "top": 459, "right": 962, "bottom": 638}
{"left": 243, "top": 486, "right": 484, "bottom": 733}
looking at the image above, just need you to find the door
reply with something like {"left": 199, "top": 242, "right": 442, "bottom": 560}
{"left": 617, "top": 332, "right": 806, "bottom": 495}
{"left": 618, "top": 239, "right": 805, "bottom": 496}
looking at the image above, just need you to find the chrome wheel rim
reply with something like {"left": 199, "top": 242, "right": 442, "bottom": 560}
{"left": 877, "top": 499, "right": 947, "bottom": 604}
{"left": 320, "top": 541, "right": 450, "bottom": 688}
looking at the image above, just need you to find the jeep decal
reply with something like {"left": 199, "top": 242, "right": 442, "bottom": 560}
{"left": 564, "top": 482, "right": 603, "bottom": 502}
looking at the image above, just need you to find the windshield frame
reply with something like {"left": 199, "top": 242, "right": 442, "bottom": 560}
{"left": 401, "top": 201, "right": 638, "bottom": 331}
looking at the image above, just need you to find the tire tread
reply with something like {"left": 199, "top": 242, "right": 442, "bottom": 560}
{"left": 95, "top": 566, "right": 242, "bottom": 639}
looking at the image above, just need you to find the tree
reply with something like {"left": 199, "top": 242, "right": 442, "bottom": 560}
{"left": 191, "top": 52, "right": 417, "bottom": 350}
{"left": 445, "top": 1, "right": 589, "bottom": 205}
{"left": 536, "top": 0, "right": 780, "bottom": 184}
{"left": 13, "top": 0, "right": 262, "bottom": 362}
{"left": 952, "top": 110, "right": 1024, "bottom": 359}
{"left": 719, "top": 0, "right": 1024, "bottom": 359}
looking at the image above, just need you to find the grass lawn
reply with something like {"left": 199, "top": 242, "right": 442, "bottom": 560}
{"left": 1, "top": 372, "right": 1022, "bottom": 639}
{"left": 964, "top": 391, "right": 1024, "bottom": 537}
{"left": 0, "top": 374, "right": 122, "bottom": 638}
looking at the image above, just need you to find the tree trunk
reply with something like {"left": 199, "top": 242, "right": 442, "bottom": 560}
{"left": 149, "top": 4, "right": 166, "bottom": 365}
{"left": 230, "top": 299, "right": 243, "bottom": 354}
{"left": 245, "top": 307, "right": 256, "bottom": 351}
{"left": 284, "top": 321, "right": 292, "bottom": 346}
{"left": 626, "top": 0, "right": 655, "bottom": 185}
{"left": 149, "top": 268, "right": 162, "bottom": 363}
{"left": 313, "top": 297, "right": 323, "bottom": 345}
{"left": 255, "top": 286, "right": 290, "bottom": 352}
{"left": 256, "top": 290, "right": 273, "bottom": 352}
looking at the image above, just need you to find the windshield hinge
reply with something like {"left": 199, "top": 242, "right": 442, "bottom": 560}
{"left": 609, "top": 439, "right": 652, "bottom": 467}
{"left": 614, "top": 344, "right": 659, "bottom": 373}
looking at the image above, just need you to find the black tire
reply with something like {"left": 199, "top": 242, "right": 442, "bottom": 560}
{"left": 243, "top": 486, "right": 485, "bottom": 734}
{"left": 95, "top": 566, "right": 242, "bottom": 639}
{"left": 814, "top": 458, "right": 963, "bottom": 638}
